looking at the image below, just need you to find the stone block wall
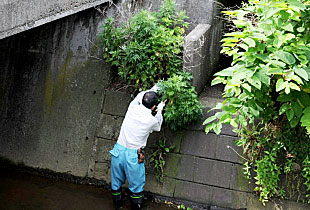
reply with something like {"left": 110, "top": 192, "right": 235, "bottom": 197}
{"left": 88, "top": 89, "right": 250, "bottom": 209}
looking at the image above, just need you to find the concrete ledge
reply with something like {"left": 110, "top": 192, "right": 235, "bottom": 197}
{"left": 0, "top": 0, "right": 111, "bottom": 40}
{"left": 184, "top": 24, "right": 212, "bottom": 94}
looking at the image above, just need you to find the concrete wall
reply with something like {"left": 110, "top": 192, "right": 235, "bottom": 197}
{"left": 0, "top": 4, "right": 110, "bottom": 176}
{"left": 184, "top": 24, "right": 222, "bottom": 94}
{"left": 0, "top": 0, "right": 110, "bottom": 39}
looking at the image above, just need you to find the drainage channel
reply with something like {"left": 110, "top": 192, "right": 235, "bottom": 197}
{"left": 0, "top": 168, "right": 178, "bottom": 210}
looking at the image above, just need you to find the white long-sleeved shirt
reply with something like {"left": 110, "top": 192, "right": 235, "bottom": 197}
{"left": 117, "top": 90, "right": 163, "bottom": 149}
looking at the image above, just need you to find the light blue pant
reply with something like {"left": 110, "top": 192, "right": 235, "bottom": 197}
{"left": 110, "top": 143, "right": 145, "bottom": 193}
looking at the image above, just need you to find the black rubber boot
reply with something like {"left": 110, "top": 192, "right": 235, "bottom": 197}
{"left": 111, "top": 188, "right": 122, "bottom": 210}
{"left": 130, "top": 191, "right": 144, "bottom": 210}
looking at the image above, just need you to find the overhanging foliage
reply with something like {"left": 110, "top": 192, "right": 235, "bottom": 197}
{"left": 204, "top": 0, "right": 310, "bottom": 204}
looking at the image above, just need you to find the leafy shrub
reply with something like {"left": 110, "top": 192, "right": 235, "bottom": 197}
{"left": 204, "top": 0, "right": 310, "bottom": 204}
{"left": 158, "top": 72, "right": 203, "bottom": 130}
{"left": 98, "top": 0, "right": 202, "bottom": 130}
{"left": 98, "top": 0, "right": 188, "bottom": 89}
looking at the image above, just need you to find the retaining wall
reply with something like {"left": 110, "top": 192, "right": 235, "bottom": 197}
{"left": 0, "top": 0, "right": 309, "bottom": 210}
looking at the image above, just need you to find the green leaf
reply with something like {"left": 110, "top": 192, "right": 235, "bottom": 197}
{"left": 203, "top": 116, "right": 217, "bottom": 125}
{"left": 251, "top": 33, "right": 267, "bottom": 40}
{"left": 282, "top": 23, "right": 294, "bottom": 32}
{"left": 224, "top": 32, "right": 245, "bottom": 38}
{"left": 238, "top": 115, "right": 247, "bottom": 127}
{"left": 268, "top": 68, "right": 285, "bottom": 75}
{"left": 254, "top": 70, "right": 270, "bottom": 86}
{"left": 279, "top": 103, "right": 290, "bottom": 115}
{"left": 289, "top": 0, "right": 306, "bottom": 10}
{"left": 264, "top": 7, "right": 282, "bottom": 20}
{"left": 269, "top": 59, "right": 286, "bottom": 69}
{"left": 303, "top": 107, "right": 310, "bottom": 114}
{"left": 293, "top": 67, "right": 309, "bottom": 81}
{"left": 301, "top": 113, "right": 310, "bottom": 126}
{"left": 215, "top": 66, "right": 237, "bottom": 77}
{"left": 255, "top": 54, "right": 268, "bottom": 61}
{"left": 211, "top": 77, "right": 224, "bottom": 86}
{"left": 221, "top": 38, "right": 240, "bottom": 43}
{"left": 213, "top": 123, "right": 222, "bottom": 135}
{"left": 247, "top": 76, "right": 261, "bottom": 89}
{"left": 233, "top": 20, "right": 247, "bottom": 28}
{"left": 239, "top": 44, "right": 248, "bottom": 51}
{"left": 297, "top": 27, "right": 305, "bottom": 32}
{"left": 275, "top": 51, "right": 296, "bottom": 65}
{"left": 276, "top": 79, "right": 286, "bottom": 92}
{"left": 241, "top": 83, "right": 251, "bottom": 92}
{"left": 285, "top": 86, "right": 291, "bottom": 94}
{"left": 205, "top": 123, "right": 214, "bottom": 134}
{"left": 230, "top": 119, "right": 238, "bottom": 127}
{"left": 289, "top": 82, "right": 300, "bottom": 91}
{"left": 306, "top": 51, "right": 310, "bottom": 63}
{"left": 286, "top": 109, "right": 294, "bottom": 121}
{"left": 287, "top": 74, "right": 303, "bottom": 85}
{"left": 243, "top": 38, "right": 256, "bottom": 48}
{"left": 290, "top": 117, "right": 299, "bottom": 128}
{"left": 297, "top": 92, "right": 310, "bottom": 107}
{"left": 292, "top": 102, "right": 303, "bottom": 118}
{"left": 277, "top": 93, "right": 293, "bottom": 102}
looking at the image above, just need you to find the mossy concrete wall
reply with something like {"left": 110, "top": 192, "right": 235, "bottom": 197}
{"left": 0, "top": 4, "right": 110, "bottom": 176}
{"left": 0, "top": 0, "right": 309, "bottom": 210}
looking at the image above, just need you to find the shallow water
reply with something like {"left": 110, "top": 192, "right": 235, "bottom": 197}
{"left": 0, "top": 169, "right": 177, "bottom": 210}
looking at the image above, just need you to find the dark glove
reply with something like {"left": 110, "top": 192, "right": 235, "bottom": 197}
{"left": 137, "top": 147, "right": 145, "bottom": 164}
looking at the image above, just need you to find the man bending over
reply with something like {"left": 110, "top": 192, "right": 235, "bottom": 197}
{"left": 110, "top": 85, "right": 165, "bottom": 210}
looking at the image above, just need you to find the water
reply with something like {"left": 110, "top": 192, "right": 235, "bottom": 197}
{"left": 0, "top": 169, "right": 177, "bottom": 210}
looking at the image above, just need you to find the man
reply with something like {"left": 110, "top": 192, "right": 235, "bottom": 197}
{"left": 110, "top": 85, "right": 165, "bottom": 210}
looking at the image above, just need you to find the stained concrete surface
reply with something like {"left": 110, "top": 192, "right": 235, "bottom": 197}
{"left": 0, "top": 169, "right": 177, "bottom": 210}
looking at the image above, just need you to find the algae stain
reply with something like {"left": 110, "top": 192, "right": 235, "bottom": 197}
{"left": 44, "top": 50, "right": 89, "bottom": 113}
{"left": 55, "top": 51, "right": 73, "bottom": 97}
{"left": 44, "top": 67, "right": 54, "bottom": 113}
{"left": 44, "top": 51, "right": 74, "bottom": 113}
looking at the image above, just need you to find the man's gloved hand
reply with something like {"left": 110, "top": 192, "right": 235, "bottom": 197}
{"left": 157, "top": 101, "right": 166, "bottom": 111}
{"left": 150, "top": 84, "right": 160, "bottom": 93}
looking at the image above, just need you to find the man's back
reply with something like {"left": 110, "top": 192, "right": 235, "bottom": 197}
{"left": 117, "top": 97, "right": 160, "bottom": 149}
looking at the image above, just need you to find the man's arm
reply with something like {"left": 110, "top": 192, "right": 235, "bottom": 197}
{"left": 152, "top": 101, "right": 165, "bottom": 132}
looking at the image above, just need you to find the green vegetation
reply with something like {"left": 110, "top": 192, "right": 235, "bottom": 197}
{"left": 98, "top": 1, "right": 187, "bottom": 90}
{"left": 158, "top": 72, "right": 203, "bottom": 130}
{"left": 204, "top": 0, "right": 310, "bottom": 204}
{"left": 98, "top": 0, "right": 202, "bottom": 131}
{"left": 150, "top": 138, "right": 175, "bottom": 182}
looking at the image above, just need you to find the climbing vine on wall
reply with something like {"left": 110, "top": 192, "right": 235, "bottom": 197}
{"left": 204, "top": 0, "right": 310, "bottom": 205}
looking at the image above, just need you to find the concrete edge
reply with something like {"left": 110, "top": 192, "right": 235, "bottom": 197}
{"left": 0, "top": 0, "right": 111, "bottom": 40}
